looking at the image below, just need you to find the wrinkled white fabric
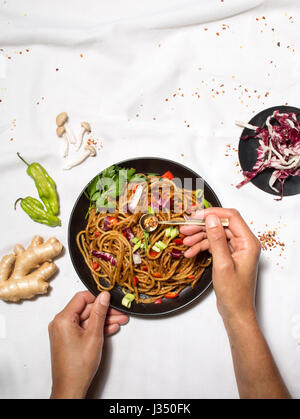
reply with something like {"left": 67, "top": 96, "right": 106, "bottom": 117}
{"left": 0, "top": 0, "right": 299, "bottom": 399}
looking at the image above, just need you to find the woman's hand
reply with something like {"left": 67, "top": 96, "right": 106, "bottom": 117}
{"left": 181, "top": 208, "right": 290, "bottom": 398}
{"left": 180, "top": 208, "right": 261, "bottom": 324}
{"left": 49, "top": 290, "right": 128, "bottom": 399}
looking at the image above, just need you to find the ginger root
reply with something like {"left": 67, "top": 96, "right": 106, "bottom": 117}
{"left": 0, "top": 236, "right": 63, "bottom": 302}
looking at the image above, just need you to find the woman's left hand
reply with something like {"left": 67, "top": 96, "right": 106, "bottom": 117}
{"left": 49, "top": 290, "right": 128, "bottom": 399}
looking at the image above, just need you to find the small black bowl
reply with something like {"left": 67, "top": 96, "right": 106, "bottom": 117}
{"left": 68, "top": 157, "right": 222, "bottom": 316}
{"left": 238, "top": 105, "right": 300, "bottom": 197}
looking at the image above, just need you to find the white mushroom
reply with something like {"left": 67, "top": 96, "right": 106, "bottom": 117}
{"left": 56, "top": 126, "right": 69, "bottom": 158}
{"left": 56, "top": 112, "right": 77, "bottom": 145}
{"left": 63, "top": 145, "right": 96, "bottom": 170}
{"left": 76, "top": 121, "right": 91, "bottom": 151}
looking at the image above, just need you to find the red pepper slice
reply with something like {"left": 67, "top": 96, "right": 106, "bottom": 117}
{"left": 164, "top": 292, "right": 178, "bottom": 299}
{"left": 153, "top": 273, "right": 162, "bottom": 278}
{"left": 107, "top": 216, "right": 119, "bottom": 226}
{"left": 132, "top": 276, "right": 139, "bottom": 286}
{"left": 161, "top": 171, "right": 174, "bottom": 180}
{"left": 188, "top": 275, "right": 195, "bottom": 279}
{"left": 94, "top": 231, "right": 101, "bottom": 237}
{"left": 174, "top": 238, "right": 183, "bottom": 245}
{"left": 133, "top": 185, "right": 139, "bottom": 193}
{"left": 154, "top": 298, "right": 163, "bottom": 304}
{"left": 91, "top": 262, "right": 99, "bottom": 270}
{"left": 149, "top": 251, "right": 158, "bottom": 257}
{"left": 142, "top": 266, "right": 148, "bottom": 272}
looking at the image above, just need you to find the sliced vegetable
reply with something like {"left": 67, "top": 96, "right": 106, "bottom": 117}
{"left": 170, "top": 249, "right": 184, "bottom": 259}
{"left": 170, "top": 227, "right": 179, "bottom": 240}
{"left": 204, "top": 199, "right": 211, "bottom": 208}
{"left": 143, "top": 231, "right": 149, "bottom": 252}
{"left": 165, "top": 227, "right": 172, "bottom": 237}
{"left": 173, "top": 238, "right": 183, "bottom": 245}
{"left": 142, "top": 265, "right": 148, "bottom": 271}
{"left": 148, "top": 206, "right": 155, "bottom": 214}
{"left": 164, "top": 292, "right": 178, "bottom": 299}
{"left": 92, "top": 250, "right": 116, "bottom": 266}
{"left": 152, "top": 245, "right": 161, "bottom": 253}
{"left": 121, "top": 293, "right": 135, "bottom": 308}
{"left": 91, "top": 262, "right": 99, "bottom": 270}
{"left": 155, "top": 241, "right": 167, "bottom": 250}
{"left": 128, "top": 184, "right": 144, "bottom": 212}
{"left": 165, "top": 226, "right": 179, "bottom": 239}
{"left": 154, "top": 298, "right": 163, "bottom": 304}
{"left": 103, "top": 216, "right": 118, "bottom": 231}
{"left": 132, "top": 237, "right": 141, "bottom": 244}
{"left": 236, "top": 110, "right": 300, "bottom": 200}
{"left": 149, "top": 250, "right": 158, "bottom": 257}
{"left": 132, "top": 252, "right": 142, "bottom": 265}
{"left": 195, "top": 189, "right": 204, "bottom": 199}
{"left": 153, "top": 273, "right": 162, "bottom": 278}
{"left": 161, "top": 171, "right": 174, "bottom": 180}
{"left": 132, "top": 276, "right": 139, "bottom": 286}
{"left": 132, "top": 240, "right": 142, "bottom": 253}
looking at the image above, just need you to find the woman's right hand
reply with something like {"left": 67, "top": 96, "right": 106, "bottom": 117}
{"left": 180, "top": 208, "right": 261, "bottom": 324}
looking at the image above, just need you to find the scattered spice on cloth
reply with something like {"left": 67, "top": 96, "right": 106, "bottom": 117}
{"left": 257, "top": 230, "right": 285, "bottom": 253}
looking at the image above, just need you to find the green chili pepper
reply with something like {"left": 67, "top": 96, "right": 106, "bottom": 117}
{"left": 14, "top": 197, "right": 61, "bottom": 227}
{"left": 17, "top": 152, "right": 59, "bottom": 216}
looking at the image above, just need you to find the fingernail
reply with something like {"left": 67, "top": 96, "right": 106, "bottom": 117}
{"left": 206, "top": 214, "right": 220, "bottom": 228}
{"left": 98, "top": 291, "right": 110, "bottom": 307}
{"left": 184, "top": 248, "right": 193, "bottom": 258}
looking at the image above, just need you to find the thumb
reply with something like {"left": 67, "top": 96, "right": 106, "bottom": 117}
{"left": 87, "top": 291, "right": 110, "bottom": 337}
{"left": 205, "top": 214, "right": 233, "bottom": 272}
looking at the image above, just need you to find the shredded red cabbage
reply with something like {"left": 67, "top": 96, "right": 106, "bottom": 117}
{"left": 171, "top": 249, "right": 184, "bottom": 259}
{"left": 122, "top": 227, "right": 134, "bottom": 243}
{"left": 103, "top": 217, "right": 112, "bottom": 231}
{"left": 236, "top": 110, "right": 300, "bottom": 199}
{"left": 92, "top": 250, "right": 116, "bottom": 266}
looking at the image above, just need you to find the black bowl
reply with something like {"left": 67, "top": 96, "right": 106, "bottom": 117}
{"left": 68, "top": 157, "right": 222, "bottom": 316}
{"left": 238, "top": 105, "right": 300, "bottom": 197}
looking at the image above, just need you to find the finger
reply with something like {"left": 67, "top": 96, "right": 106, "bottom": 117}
{"left": 82, "top": 314, "right": 129, "bottom": 330}
{"left": 205, "top": 215, "right": 233, "bottom": 272}
{"left": 87, "top": 291, "right": 110, "bottom": 338}
{"left": 104, "top": 323, "right": 120, "bottom": 337}
{"left": 82, "top": 300, "right": 121, "bottom": 321}
{"left": 204, "top": 208, "right": 253, "bottom": 239}
{"left": 107, "top": 307, "right": 129, "bottom": 316}
{"left": 225, "top": 229, "right": 234, "bottom": 240}
{"left": 81, "top": 318, "right": 89, "bottom": 330}
{"left": 80, "top": 302, "right": 93, "bottom": 322}
{"left": 62, "top": 291, "right": 96, "bottom": 317}
{"left": 184, "top": 239, "right": 209, "bottom": 258}
{"left": 183, "top": 232, "right": 207, "bottom": 247}
{"left": 105, "top": 314, "right": 129, "bottom": 326}
{"left": 180, "top": 225, "right": 205, "bottom": 236}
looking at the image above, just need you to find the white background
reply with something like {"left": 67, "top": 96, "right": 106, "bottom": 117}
{"left": 0, "top": 0, "right": 299, "bottom": 399}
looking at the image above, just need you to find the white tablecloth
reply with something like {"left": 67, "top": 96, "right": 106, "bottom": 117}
{"left": 0, "top": 0, "right": 299, "bottom": 399}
